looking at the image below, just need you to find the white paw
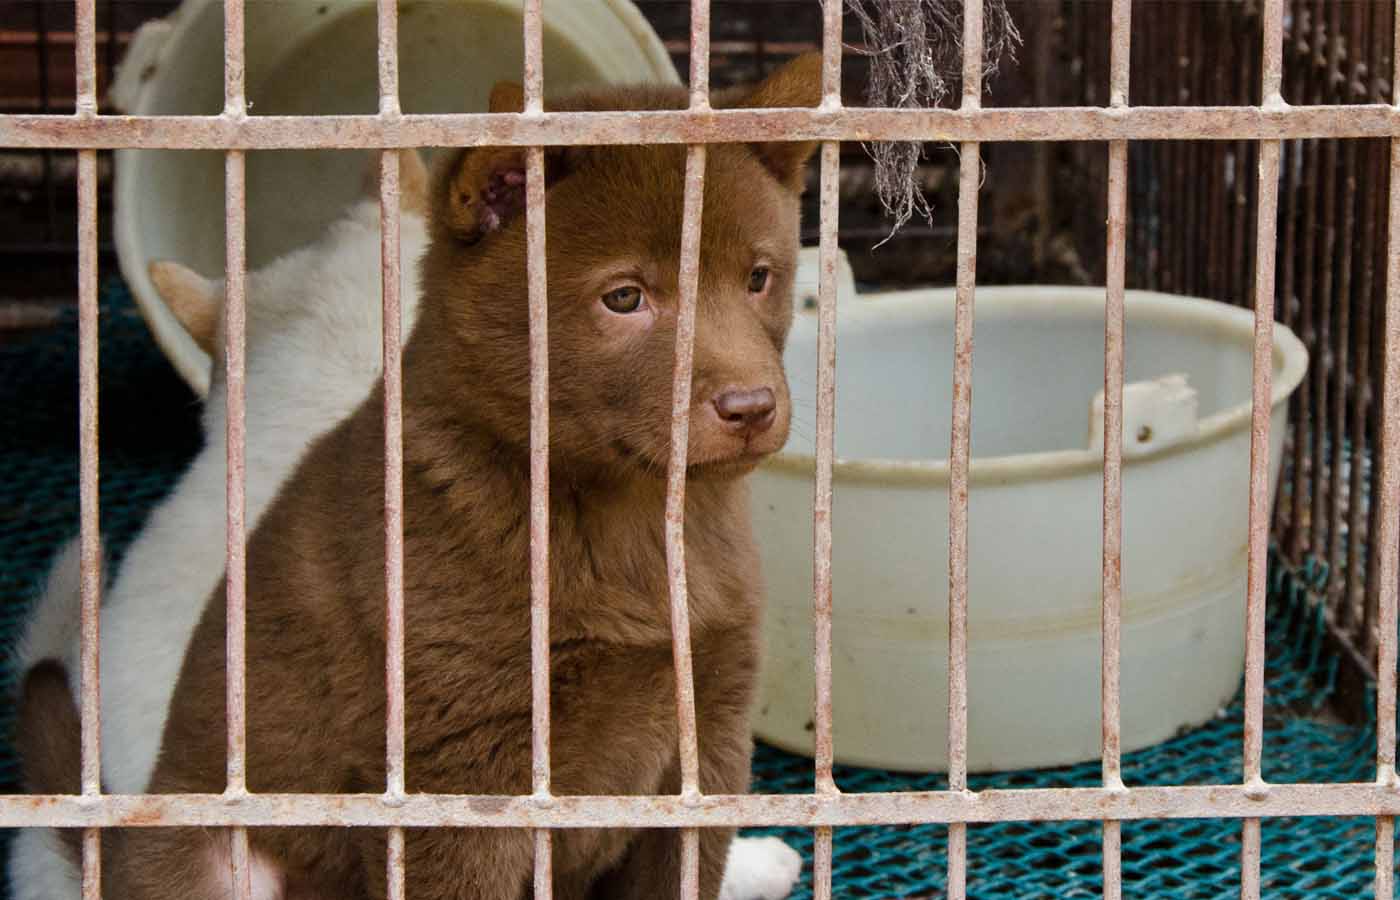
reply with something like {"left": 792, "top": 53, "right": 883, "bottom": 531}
{"left": 719, "top": 835, "right": 803, "bottom": 900}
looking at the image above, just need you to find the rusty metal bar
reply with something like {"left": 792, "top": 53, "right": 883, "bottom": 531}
{"left": 377, "top": 0, "right": 399, "bottom": 116}
{"left": 19, "top": 782, "right": 1400, "bottom": 828}
{"left": 811, "top": 5, "right": 843, "bottom": 894}
{"left": 812, "top": 15, "right": 842, "bottom": 803}
{"left": 5, "top": 105, "right": 1400, "bottom": 150}
{"left": 809, "top": 119, "right": 839, "bottom": 900}
{"left": 380, "top": 148, "right": 407, "bottom": 891}
{"left": 664, "top": 6, "right": 711, "bottom": 896}
{"left": 520, "top": 1, "right": 553, "bottom": 896}
{"left": 947, "top": 4, "right": 984, "bottom": 897}
{"left": 75, "top": 0, "right": 99, "bottom": 891}
{"left": 223, "top": 2, "right": 251, "bottom": 898}
{"left": 376, "top": 6, "right": 406, "bottom": 900}
{"left": 223, "top": 147, "right": 249, "bottom": 799}
{"left": 1241, "top": 4, "right": 1285, "bottom": 897}
{"left": 1375, "top": 13, "right": 1400, "bottom": 896}
{"left": 688, "top": 0, "right": 710, "bottom": 110}
{"left": 665, "top": 139, "right": 706, "bottom": 900}
{"left": 1101, "top": 1, "right": 1131, "bottom": 897}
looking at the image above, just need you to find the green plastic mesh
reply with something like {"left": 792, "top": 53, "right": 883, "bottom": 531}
{"left": 0, "top": 283, "right": 1389, "bottom": 898}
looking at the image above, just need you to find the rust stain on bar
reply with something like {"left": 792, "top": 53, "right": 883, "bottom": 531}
{"left": 811, "top": 139, "right": 839, "bottom": 798}
{"left": 380, "top": 150, "right": 407, "bottom": 798}
{"left": 5, "top": 105, "right": 1400, "bottom": 150}
{"left": 224, "top": 148, "right": 250, "bottom": 798}
{"left": 665, "top": 143, "right": 707, "bottom": 801}
{"left": 16, "top": 782, "right": 1400, "bottom": 829}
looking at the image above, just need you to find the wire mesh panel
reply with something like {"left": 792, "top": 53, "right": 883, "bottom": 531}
{"left": 0, "top": 1, "right": 1398, "bottom": 899}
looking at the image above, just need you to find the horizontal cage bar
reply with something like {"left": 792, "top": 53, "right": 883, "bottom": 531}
{"left": 2, "top": 105, "right": 1399, "bottom": 150}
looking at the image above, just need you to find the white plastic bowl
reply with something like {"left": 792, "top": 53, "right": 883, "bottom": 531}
{"left": 751, "top": 286, "right": 1308, "bottom": 773}
{"left": 111, "top": 0, "right": 678, "bottom": 396}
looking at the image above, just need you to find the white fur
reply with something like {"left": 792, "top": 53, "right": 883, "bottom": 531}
{"left": 8, "top": 199, "right": 428, "bottom": 900}
{"left": 15, "top": 538, "right": 89, "bottom": 678}
{"left": 9, "top": 197, "right": 801, "bottom": 900}
{"left": 720, "top": 836, "right": 804, "bottom": 900}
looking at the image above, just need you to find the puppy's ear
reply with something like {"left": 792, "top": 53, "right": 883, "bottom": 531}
{"left": 148, "top": 261, "right": 219, "bottom": 355}
{"left": 436, "top": 147, "right": 531, "bottom": 244}
{"left": 361, "top": 149, "right": 431, "bottom": 215}
{"left": 719, "top": 52, "right": 823, "bottom": 190}
{"left": 435, "top": 82, "right": 579, "bottom": 245}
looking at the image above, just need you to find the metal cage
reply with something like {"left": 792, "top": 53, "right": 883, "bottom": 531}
{"left": 1, "top": 0, "right": 1399, "bottom": 898}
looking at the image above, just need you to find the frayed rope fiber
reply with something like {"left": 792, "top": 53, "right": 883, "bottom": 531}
{"left": 847, "top": 0, "right": 1021, "bottom": 240}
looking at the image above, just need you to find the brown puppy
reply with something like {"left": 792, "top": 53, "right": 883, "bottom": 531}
{"left": 105, "top": 54, "right": 821, "bottom": 900}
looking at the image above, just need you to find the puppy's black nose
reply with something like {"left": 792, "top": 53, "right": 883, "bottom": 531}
{"left": 713, "top": 387, "right": 777, "bottom": 436}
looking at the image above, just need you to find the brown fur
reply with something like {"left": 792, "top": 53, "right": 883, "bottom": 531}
{"left": 15, "top": 662, "right": 85, "bottom": 861}
{"left": 82, "top": 54, "right": 820, "bottom": 900}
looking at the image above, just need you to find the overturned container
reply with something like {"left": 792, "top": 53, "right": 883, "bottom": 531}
{"left": 110, "top": 0, "right": 678, "bottom": 395}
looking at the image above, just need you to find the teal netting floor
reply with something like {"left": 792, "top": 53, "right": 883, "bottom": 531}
{"left": 0, "top": 282, "right": 1390, "bottom": 898}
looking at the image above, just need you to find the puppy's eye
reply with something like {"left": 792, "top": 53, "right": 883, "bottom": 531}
{"left": 748, "top": 267, "right": 771, "bottom": 294}
{"left": 601, "top": 286, "right": 645, "bottom": 314}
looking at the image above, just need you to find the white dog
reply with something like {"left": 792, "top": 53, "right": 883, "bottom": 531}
{"left": 9, "top": 150, "right": 801, "bottom": 900}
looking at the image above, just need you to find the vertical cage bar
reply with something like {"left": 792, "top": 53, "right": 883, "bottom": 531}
{"left": 812, "top": 1, "right": 842, "bottom": 802}
{"left": 669, "top": 4, "right": 711, "bottom": 896}
{"left": 689, "top": 0, "right": 711, "bottom": 110}
{"left": 75, "top": 0, "right": 97, "bottom": 115}
{"left": 667, "top": 141, "right": 707, "bottom": 800}
{"left": 664, "top": 141, "right": 707, "bottom": 900}
{"left": 521, "top": 0, "right": 553, "bottom": 895}
{"left": 76, "top": 1, "right": 100, "bottom": 892}
{"left": 224, "top": 2, "right": 252, "bottom": 898}
{"left": 1374, "top": 12, "right": 1400, "bottom": 897}
{"left": 378, "top": 3, "right": 406, "bottom": 890}
{"left": 378, "top": 0, "right": 400, "bottom": 115}
{"left": 812, "top": 6, "right": 843, "bottom": 892}
{"left": 809, "top": 130, "right": 840, "bottom": 900}
{"left": 379, "top": 3, "right": 406, "bottom": 808}
{"left": 947, "top": 1, "right": 983, "bottom": 897}
{"left": 1241, "top": 4, "right": 1284, "bottom": 897}
{"left": 1102, "top": 2, "right": 1132, "bottom": 898}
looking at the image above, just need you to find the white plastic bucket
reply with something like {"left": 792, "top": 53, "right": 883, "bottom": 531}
{"left": 111, "top": 0, "right": 679, "bottom": 395}
{"left": 751, "top": 287, "right": 1308, "bottom": 773}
